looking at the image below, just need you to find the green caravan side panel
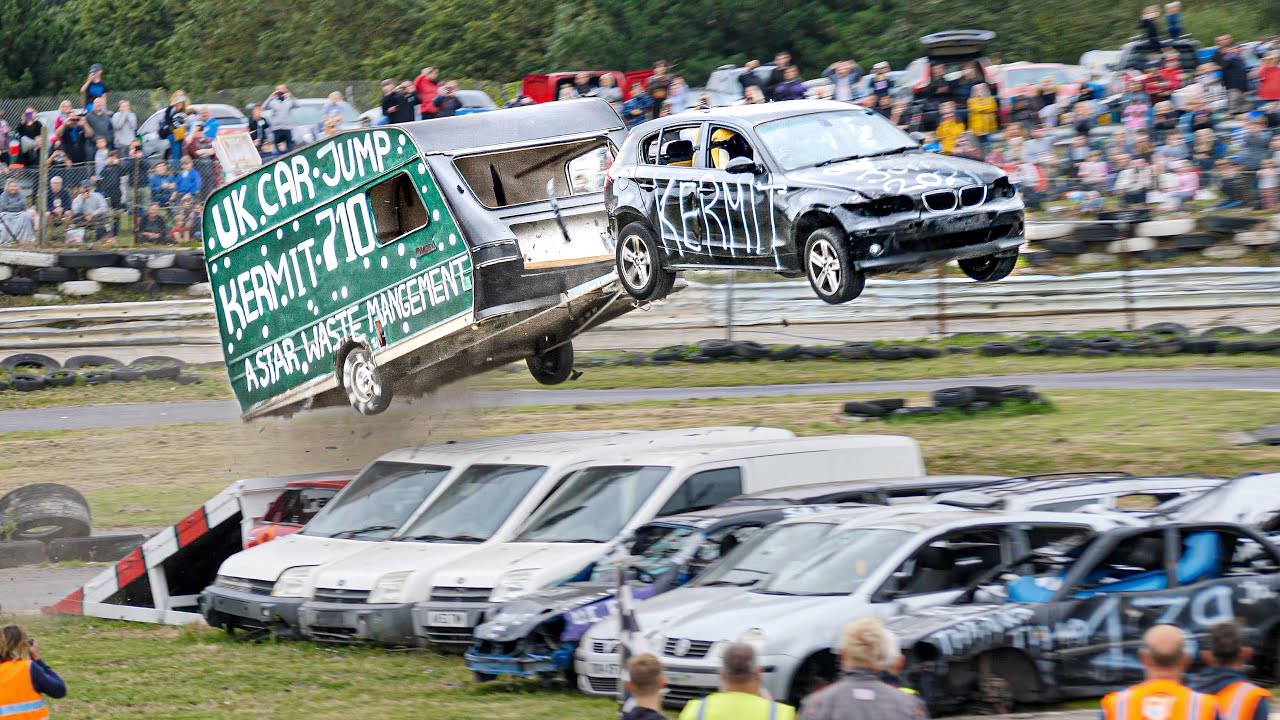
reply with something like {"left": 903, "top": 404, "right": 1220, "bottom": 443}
{"left": 202, "top": 128, "right": 474, "bottom": 414}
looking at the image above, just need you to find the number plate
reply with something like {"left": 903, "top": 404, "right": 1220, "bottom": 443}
{"left": 587, "top": 662, "right": 620, "bottom": 677}
{"left": 313, "top": 611, "right": 345, "bottom": 626}
{"left": 664, "top": 672, "right": 705, "bottom": 686}
{"left": 427, "top": 611, "right": 470, "bottom": 628}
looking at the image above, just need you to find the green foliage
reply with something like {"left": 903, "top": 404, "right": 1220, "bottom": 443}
{"left": 2, "top": 0, "right": 1271, "bottom": 99}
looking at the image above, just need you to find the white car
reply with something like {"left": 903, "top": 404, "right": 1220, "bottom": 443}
{"left": 295, "top": 426, "right": 794, "bottom": 646}
{"left": 931, "top": 473, "right": 1224, "bottom": 514}
{"left": 410, "top": 434, "right": 926, "bottom": 646}
{"left": 198, "top": 431, "right": 621, "bottom": 637}
{"left": 634, "top": 509, "right": 1122, "bottom": 707}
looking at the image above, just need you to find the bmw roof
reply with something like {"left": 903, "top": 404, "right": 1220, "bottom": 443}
{"left": 634, "top": 99, "right": 877, "bottom": 128}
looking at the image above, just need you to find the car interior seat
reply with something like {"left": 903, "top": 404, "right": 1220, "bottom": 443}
{"left": 902, "top": 545, "right": 956, "bottom": 595}
{"left": 709, "top": 129, "right": 752, "bottom": 170}
{"left": 662, "top": 139, "right": 695, "bottom": 167}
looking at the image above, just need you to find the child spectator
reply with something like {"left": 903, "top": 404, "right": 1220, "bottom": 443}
{"left": 1156, "top": 133, "right": 1189, "bottom": 161}
{"left": 175, "top": 157, "right": 201, "bottom": 199}
{"left": 1174, "top": 158, "right": 1199, "bottom": 201}
{"left": 1257, "top": 54, "right": 1280, "bottom": 104}
{"left": 1212, "top": 159, "right": 1248, "bottom": 209}
{"left": 921, "top": 132, "right": 942, "bottom": 153}
{"left": 1258, "top": 158, "right": 1279, "bottom": 209}
{"left": 170, "top": 194, "right": 200, "bottom": 244}
{"left": 1080, "top": 150, "right": 1110, "bottom": 191}
{"left": 1164, "top": 1, "right": 1182, "bottom": 38}
{"left": 967, "top": 84, "right": 998, "bottom": 150}
{"left": 1114, "top": 155, "right": 1153, "bottom": 206}
{"left": 1141, "top": 5, "right": 1163, "bottom": 48}
{"left": 935, "top": 102, "right": 964, "bottom": 154}
{"left": 1123, "top": 97, "right": 1150, "bottom": 139}
{"left": 93, "top": 137, "right": 109, "bottom": 179}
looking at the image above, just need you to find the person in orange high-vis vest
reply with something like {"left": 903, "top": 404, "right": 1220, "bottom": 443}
{"left": 1101, "top": 625, "right": 1219, "bottom": 720}
{"left": 1191, "top": 620, "right": 1270, "bottom": 720}
{"left": 0, "top": 625, "right": 66, "bottom": 719}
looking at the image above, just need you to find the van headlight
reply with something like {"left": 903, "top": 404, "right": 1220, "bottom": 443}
{"left": 270, "top": 566, "right": 317, "bottom": 597}
{"left": 368, "top": 571, "right": 411, "bottom": 604}
{"left": 491, "top": 569, "right": 538, "bottom": 603}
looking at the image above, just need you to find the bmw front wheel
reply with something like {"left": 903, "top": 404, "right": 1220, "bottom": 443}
{"left": 616, "top": 222, "right": 675, "bottom": 301}
{"left": 803, "top": 227, "right": 864, "bottom": 305}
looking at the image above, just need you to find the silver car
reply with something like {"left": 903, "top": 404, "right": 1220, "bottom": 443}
{"left": 633, "top": 509, "right": 1122, "bottom": 707}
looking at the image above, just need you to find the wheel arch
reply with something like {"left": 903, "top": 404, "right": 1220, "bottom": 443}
{"left": 332, "top": 338, "right": 368, "bottom": 389}
{"left": 612, "top": 208, "right": 652, "bottom": 239}
{"left": 792, "top": 209, "right": 843, "bottom": 249}
{"left": 971, "top": 646, "right": 1044, "bottom": 703}
{"left": 787, "top": 648, "right": 839, "bottom": 706}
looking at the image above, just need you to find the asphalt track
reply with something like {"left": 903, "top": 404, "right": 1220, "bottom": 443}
{"left": 1, "top": 369, "right": 1277, "bottom": 433}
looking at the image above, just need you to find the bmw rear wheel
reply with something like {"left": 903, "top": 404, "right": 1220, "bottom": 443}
{"left": 803, "top": 227, "right": 864, "bottom": 305}
{"left": 960, "top": 252, "right": 1019, "bottom": 282}
{"left": 616, "top": 222, "right": 675, "bottom": 301}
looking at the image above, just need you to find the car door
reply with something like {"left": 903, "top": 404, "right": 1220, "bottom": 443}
{"left": 871, "top": 525, "right": 1009, "bottom": 611}
{"left": 700, "top": 124, "right": 780, "bottom": 263}
{"left": 634, "top": 124, "right": 711, "bottom": 262}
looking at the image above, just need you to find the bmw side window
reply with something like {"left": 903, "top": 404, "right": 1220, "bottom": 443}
{"left": 656, "top": 126, "right": 700, "bottom": 167}
{"left": 639, "top": 133, "right": 661, "bottom": 165}
{"left": 658, "top": 468, "right": 743, "bottom": 516}
{"left": 706, "top": 125, "right": 755, "bottom": 170}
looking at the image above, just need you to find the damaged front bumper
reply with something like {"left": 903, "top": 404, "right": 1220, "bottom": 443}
{"left": 199, "top": 586, "right": 306, "bottom": 639}
{"left": 296, "top": 601, "right": 417, "bottom": 646}
{"left": 464, "top": 644, "right": 575, "bottom": 679}
{"left": 834, "top": 201, "right": 1025, "bottom": 274}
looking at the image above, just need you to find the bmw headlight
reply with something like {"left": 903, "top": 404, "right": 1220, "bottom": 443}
{"left": 270, "top": 566, "right": 317, "bottom": 598}
{"left": 367, "top": 571, "right": 411, "bottom": 604}
{"left": 490, "top": 569, "right": 539, "bottom": 603}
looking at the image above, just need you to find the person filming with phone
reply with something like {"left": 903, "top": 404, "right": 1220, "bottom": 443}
{"left": 0, "top": 624, "right": 66, "bottom": 719}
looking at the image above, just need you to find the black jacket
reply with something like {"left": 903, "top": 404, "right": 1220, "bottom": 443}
{"left": 1190, "top": 668, "right": 1269, "bottom": 720}
{"left": 434, "top": 94, "right": 462, "bottom": 118}
{"left": 248, "top": 116, "right": 271, "bottom": 144}
{"left": 385, "top": 91, "right": 417, "bottom": 124}
{"left": 1214, "top": 51, "right": 1250, "bottom": 91}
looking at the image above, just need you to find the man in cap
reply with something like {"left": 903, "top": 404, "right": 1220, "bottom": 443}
{"left": 82, "top": 63, "right": 107, "bottom": 110}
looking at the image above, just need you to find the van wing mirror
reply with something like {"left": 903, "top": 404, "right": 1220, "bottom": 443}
{"left": 725, "top": 156, "right": 761, "bottom": 174}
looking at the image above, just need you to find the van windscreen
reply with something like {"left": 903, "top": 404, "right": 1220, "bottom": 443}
{"left": 514, "top": 465, "right": 670, "bottom": 543}
{"left": 301, "top": 460, "right": 450, "bottom": 539}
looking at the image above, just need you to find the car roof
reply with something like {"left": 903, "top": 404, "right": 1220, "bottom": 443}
{"left": 932, "top": 473, "right": 1222, "bottom": 508}
{"left": 643, "top": 99, "right": 871, "bottom": 127}
{"left": 453, "top": 426, "right": 792, "bottom": 465}
{"left": 853, "top": 508, "right": 1121, "bottom": 533}
{"left": 647, "top": 502, "right": 854, "bottom": 530}
{"left": 403, "top": 97, "right": 623, "bottom": 155}
{"left": 600, "top": 433, "right": 917, "bottom": 465}
{"left": 725, "top": 475, "right": 1005, "bottom": 504}
{"left": 371, "top": 431, "right": 628, "bottom": 466}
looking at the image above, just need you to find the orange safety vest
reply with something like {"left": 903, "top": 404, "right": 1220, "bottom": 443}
{"left": 1102, "top": 679, "right": 1218, "bottom": 720}
{"left": 1216, "top": 681, "right": 1270, "bottom": 720}
{"left": 0, "top": 659, "right": 49, "bottom": 720}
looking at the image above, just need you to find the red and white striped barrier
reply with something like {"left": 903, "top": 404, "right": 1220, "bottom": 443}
{"left": 45, "top": 472, "right": 348, "bottom": 624}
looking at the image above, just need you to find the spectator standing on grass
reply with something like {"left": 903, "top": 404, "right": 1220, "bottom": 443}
{"left": 1214, "top": 39, "right": 1250, "bottom": 114}
{"left": 137, "top": 203, "right": 169, "bottom": 244}
{"left": 196, "top": 107, "right": 219, "bottom": 141}
{"left": 99, "top": 150, "right": 123, "bottom": 210}
{"left": 58, "top": 112, "right": 93, "bottom": 165}
{"left": 800, "top": 617, "right": 927, "bottom": 720}
{"left": 1102, "top": 625, "right": 1216, "bottom": 720}
{"left": 668, "top": 77, "right": 691, "bottom": 114}
{"left": 0, "top": 624, "right": 66, "bottom": 717}
{"left": 1255, "top": 54, "right": 1280, "bottom": 104}
{"left": 967, "top": 84, "right": 997, "bottom": 150}
{"left": 85, "top": 97, "right": 112, "bottom": 149}
{"left": 183, "top": 123, "right": 219, "bottom": 191}
{"left": 679, "top": 643, "right": 795, "bottom": 720}
{"left": 148, "top": 162, "right": 176, "bottom": 208}
{"left": 93, "top": 137, "right": 108, "bottom": 178}
{"left": 110, "top": 100, "right": 137, "bottom": 151}
{"left": 594, "top": 73, "right": 623, "bottom": 108}
{"left": 16, "top": 108, "right": 42, "bottom": 167}
{"left": 161, "top": 91, "right": 189, "bottom": 165}
{"left": 1141, "top": 5, "right": 1163, "bottom": 49}
{"left": 0, "top": 181, "right": 35, "bottom": 244}
{"left": 936, "top": 102, "right": 964, "bottom": 154}
{"left": 81, "top": 64, "right": 107, "bottom": 110}
{"left": 264, "top": 85, "right": 297, "bottom": 152}
{"left": 1164, "top": 1, "right": 1182, "bottom": 38}
{"left": 740, "top": 60, "right": 767, "bottom": 97}
{"left": 825, "top": 60, "right": 860, "bottom": 103}
{"left": 415, "top": 67, "right": 440, "bottom": 119}
{"left": 247, "top": 104, "right": 271, "bottom": 148}
{"left": 648, "top": 60, "right": 674, "bottom": 98}
{"left": 870, "top": 62, "right": 893, "bottom": 102}
{"left": 767, "top": 51, "right": 795, "bottom": 100}
{"left": 772, "top": 66, "right": 808, "bottom": 102}
{"left": 434, "top": 82, "right": 462, "bottom": 118}
{"left": 622, "top": 653, "right": 667, "bottom": 720}
{"left": 1191, "top": 620, "right": 1271, "bottom": 720}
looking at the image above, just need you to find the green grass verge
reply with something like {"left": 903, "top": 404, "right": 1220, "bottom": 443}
{"left": 6, "top": 617, "right": 618, "bottom": 720}
{"left": 0, "top": 368, "right": 228, "bottom": 410}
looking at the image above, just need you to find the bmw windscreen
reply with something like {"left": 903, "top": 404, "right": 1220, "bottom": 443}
{"left": 300, "top": 461, "right": 450, "bottom": 539}
{"left": 513, "top": 466, "right": 671, "bottom": 543}
{"left": 691, "top": 522, "right": 836, "bottom": 588}
{"left": 754, "top": 528, "right": 911, "bottom": 595}
{"left": 754, "top": 109, "right": 918, "bottom": 171}
{"left": 395, "top": 464, "right": 548, "bottom": 542}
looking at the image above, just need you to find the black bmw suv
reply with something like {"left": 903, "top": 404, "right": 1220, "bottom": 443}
{"left": 605, "top": 100, "right": 1024, "bottom": 304}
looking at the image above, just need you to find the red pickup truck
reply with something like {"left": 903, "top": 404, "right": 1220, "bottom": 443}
{"left": 521, "top": 70, "right": 654, "bottom": 103}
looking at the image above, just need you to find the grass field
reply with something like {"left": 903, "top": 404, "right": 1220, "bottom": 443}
{"left": 0, "top": 349, "right": 1277, "bottom": 410}
{"left": 0, "top": 389, "right": 1276, "bottom": 530}
{"left": 3, "top": 617, "right": 615, "bottom": 720}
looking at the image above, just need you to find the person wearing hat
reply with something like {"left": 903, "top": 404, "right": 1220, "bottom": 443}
{"left": 870, "top": 62, "right": 894, "bottom": 102}
{"left": 81, "top": 63, "right": 107, "bottom": 111}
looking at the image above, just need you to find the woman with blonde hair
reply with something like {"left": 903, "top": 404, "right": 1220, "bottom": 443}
{"left": 161, "top": 90, "right": 190, "bottom": 167}
{"left": 0, "top": 624, "right": 66, "bottom": 718}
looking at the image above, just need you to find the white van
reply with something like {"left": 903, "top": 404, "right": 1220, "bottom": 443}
{"left": 199, "top": 431, "right": 625, "bottom": 637}
{"left": 295, "top": 426, "right": 795, "bottom": 646}
{"left": 410, "top": 434, "right": 925, "bottom": 646}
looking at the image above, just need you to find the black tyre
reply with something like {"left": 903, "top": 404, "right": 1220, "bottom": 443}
{"left": 12, "top": 374, "right": 45, "bottom": 392}
{"left": 686, "top": 355, "right": 714, "bottom": 364}
{"left": 33, "top": 266, "right": 78, "bottom": 283}
{"left": 1201, "top": 325, "right": 1252, "bottom": 337}
{"left": 838, "top": 342, "right": 874, "bottom": 360}
{"left": 945, "top": 345, "right": 973, "bottom": 354}
{"left": 966, "top": 400, "right": 992, "bottom": 413}
{"left": 527, "top": 341, "right": 574, "bottom": 386}
{"left": 933, "top": 386, "right": 978, "bottom": 408}
{"left": 800, "top": 346, "right": 836, "bottom": 359}
{"left": 842, "top": 401, "right": 887, "bottom": 418}
{"left": 804, "top": 228, "right": 863, "bottom": 304}
{"left": 696, "top": 339, "right": 737, "bottom": 358}
{"left": 1043, "top": 238, "right": 1084, "bottom": 255}
{"left": 616, "top": 222, "right": 675, "bottom": 301}
{"left": 153, "top": 268, "right": 201, "bottom": 285}
{"left": 0, "top": 540, "right": 48, "bottom": 569}
{"left": 0, "top": 483, "right": 92, "bottom": 541}
{"left": 0, "top": 277, "right": 37, "bottom": 296}
{"left": 45, "top": 370, "right": 77, "bottom": 387}
{"left": 0, "top": 380, "right": 8, "bottom": 391}
{"left": 959, "top": 252, "right": 1018, "bottom": 282}
{"left": 733, "top": 341, "right": 770, "bottom": 360}
{"left": 868, "top": 398, "right": 906, "bottom": 412}
{"left": 110, "top": 368, "right": 144, "bottom": 382}
{"left": 1172, "top": 234, "right": 1219, "bottom": 251}
{"left": 871, "top": 345, "right": 913, "bottom": 361}
{"left": 1073, "top": 225, "right": 1120, "bottom": 242}
{"left": 651, "top": 345, "right": 687, "bottom": 362}
{"left": 1022, "top": 251, "right": 1053, "bottom": 267}
{"left": 978, "top": 342, "right": 1017, "bottom": 357}
{"left": 1142, "top": 322, "right": 1188, "bottom": 338}
{"left": 1016, "top": 337, "right": 1048, "bottom": 355}
{"left": 64, "top": 355, "right": 124, "bottom": 371}
{"left": 339, "top": 346, "right": 393, "bottom": 415}
{"left": 1199, "top": 215, "right": 1261, "bottom": 233}
{"left": 1, "top": 353, "right": 61, "bottom": 374}
{"left": 83, "top": 370, "right": 113, "bottom": 385}
{"left": 1083, "top": 336, "right": 1126, "bottom": 353}
{"left": 131, "top": 355, "right": 186, "bottom": 379}
{"left": 128, "top": 280, "right": 162, "bottom": 295}
{"left": 58, "top": 250, "right": 119, "bottom": 269}
{"left": 770, "top": 345, "right": 804, "bottom": 361}
{"left": 911, "top": 346, "right": 942, "bottom": 359}
{"left": 174, "top": 251, "right": 207, "bottom": 272}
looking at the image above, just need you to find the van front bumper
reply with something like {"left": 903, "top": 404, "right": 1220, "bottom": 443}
{"left": 297, "top": 601, "right": 417, "bottom": 646}
{"left": 411, "top": 600, "right": 494, "bottom": 646}
{"left": 199, "top": 586, "right": 305, "bottom": 639}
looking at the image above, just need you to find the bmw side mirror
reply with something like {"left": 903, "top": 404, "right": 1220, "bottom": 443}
{"left": 725, "top": 156, "right": 760, "bottom": 174}
{"left": 909, "top": 131, "right": 926, "bottom": 144}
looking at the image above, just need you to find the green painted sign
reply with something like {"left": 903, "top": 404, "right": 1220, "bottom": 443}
{"left": 202, "top": 128, "right": 474, "bottom": 414}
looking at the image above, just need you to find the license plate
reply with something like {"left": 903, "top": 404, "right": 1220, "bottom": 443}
{"left": 313, "top": 611, "right": 345, "bottom": 626}
{"left": 665, "top": 672, "right": 704, "bottom": 686}
{"left": 939, "top": 214, "right": 992, "bottom": 232}
{"left": 427, "top": 611, "right": 470, "bottom": 628}
{"left": 588, "top": 662, "right": 620, "bottom": 677}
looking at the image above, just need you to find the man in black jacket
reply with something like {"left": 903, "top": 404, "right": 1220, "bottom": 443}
{"left": 383, "top": 81, "right": 418, "bottom": 124}
{"left": 767, "top": 51, "right": 794, "bottom": 100}
{"left": 1212, "top": 36, "right": 1250, "bottom": 113}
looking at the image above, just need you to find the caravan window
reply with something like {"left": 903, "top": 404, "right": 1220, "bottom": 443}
{"left": 453, "top": 137, "right": 612, "bottom": 209}
{"left": 367, "top": 172, "right": 429, "bottom": 244}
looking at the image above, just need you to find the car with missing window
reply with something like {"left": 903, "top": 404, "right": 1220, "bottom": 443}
{"left": 605, "top": 100, "right": 1024, "bottom": 305}
{"left": 930, "top": 472, "right": 1224, "bottom": 514}
{"left": 638, "top": 509, "right": 1120, "bottom": 707}
{"left": 888, "top": 522, "right": 1280, "bottom": 713}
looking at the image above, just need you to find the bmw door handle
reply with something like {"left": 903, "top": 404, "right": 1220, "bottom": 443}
{"left": 636, "top": 180, "right": 655, "bottom": 190}
{"left": 697, "top": 186, "right": 717, "bottom": 195}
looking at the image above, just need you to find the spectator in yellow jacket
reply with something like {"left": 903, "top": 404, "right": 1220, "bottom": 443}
{"left": 967, "top": 84, "right": 998, "bottom": 150}
{"left": 936, "top": 101, "right": 965, "bottom": 154}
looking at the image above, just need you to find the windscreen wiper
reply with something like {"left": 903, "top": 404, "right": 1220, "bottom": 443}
{"left": 814, "top": 154, "right": 865, "bottom": 167}
{"left": 331, "top": 524, "right": 397, "bottom": 538}
{"left": 864, "top": 146, "right": 913, "bottom": 157}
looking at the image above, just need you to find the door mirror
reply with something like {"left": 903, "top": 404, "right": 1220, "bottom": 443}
{"left": 725, "top": 156, "right": 760, "bottom": 174}
{"left": 909, "top": 131, "right": 926, "bottom": 144}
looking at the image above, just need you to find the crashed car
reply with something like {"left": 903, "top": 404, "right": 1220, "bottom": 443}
{"left": 931, "top": 472, "right": 1223, "bottom": 514}
{"left": 203, "top": 98, "right": 633, "bottom": 418}
{"left": 605, "top": 100, "right": 1024, "bottom": 305}
{"left": 245, "top": 473, "right": 352, "bottom": 548}
{"left": 889, "top": 522, "right": 1280, "bottom": 714}
{"left": 630, "top": 508, "right": 1119, "bottom": 707}
{"left": 1151, "top": 473, "right": 1280, "bottom": 531}
{"left": 720, "top": 475, "right": 1004, "bottom": 508}
{"left": 466, "top": 503, "right": 844, "bottom": 682}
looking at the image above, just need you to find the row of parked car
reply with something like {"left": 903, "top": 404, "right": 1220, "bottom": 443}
{"left": 199, "top": 428, "right": 1280, "bottom": 712}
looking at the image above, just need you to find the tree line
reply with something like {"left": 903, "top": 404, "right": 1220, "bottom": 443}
{"left": 3, "top": 0, "right": 1275, "bottom": 100}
